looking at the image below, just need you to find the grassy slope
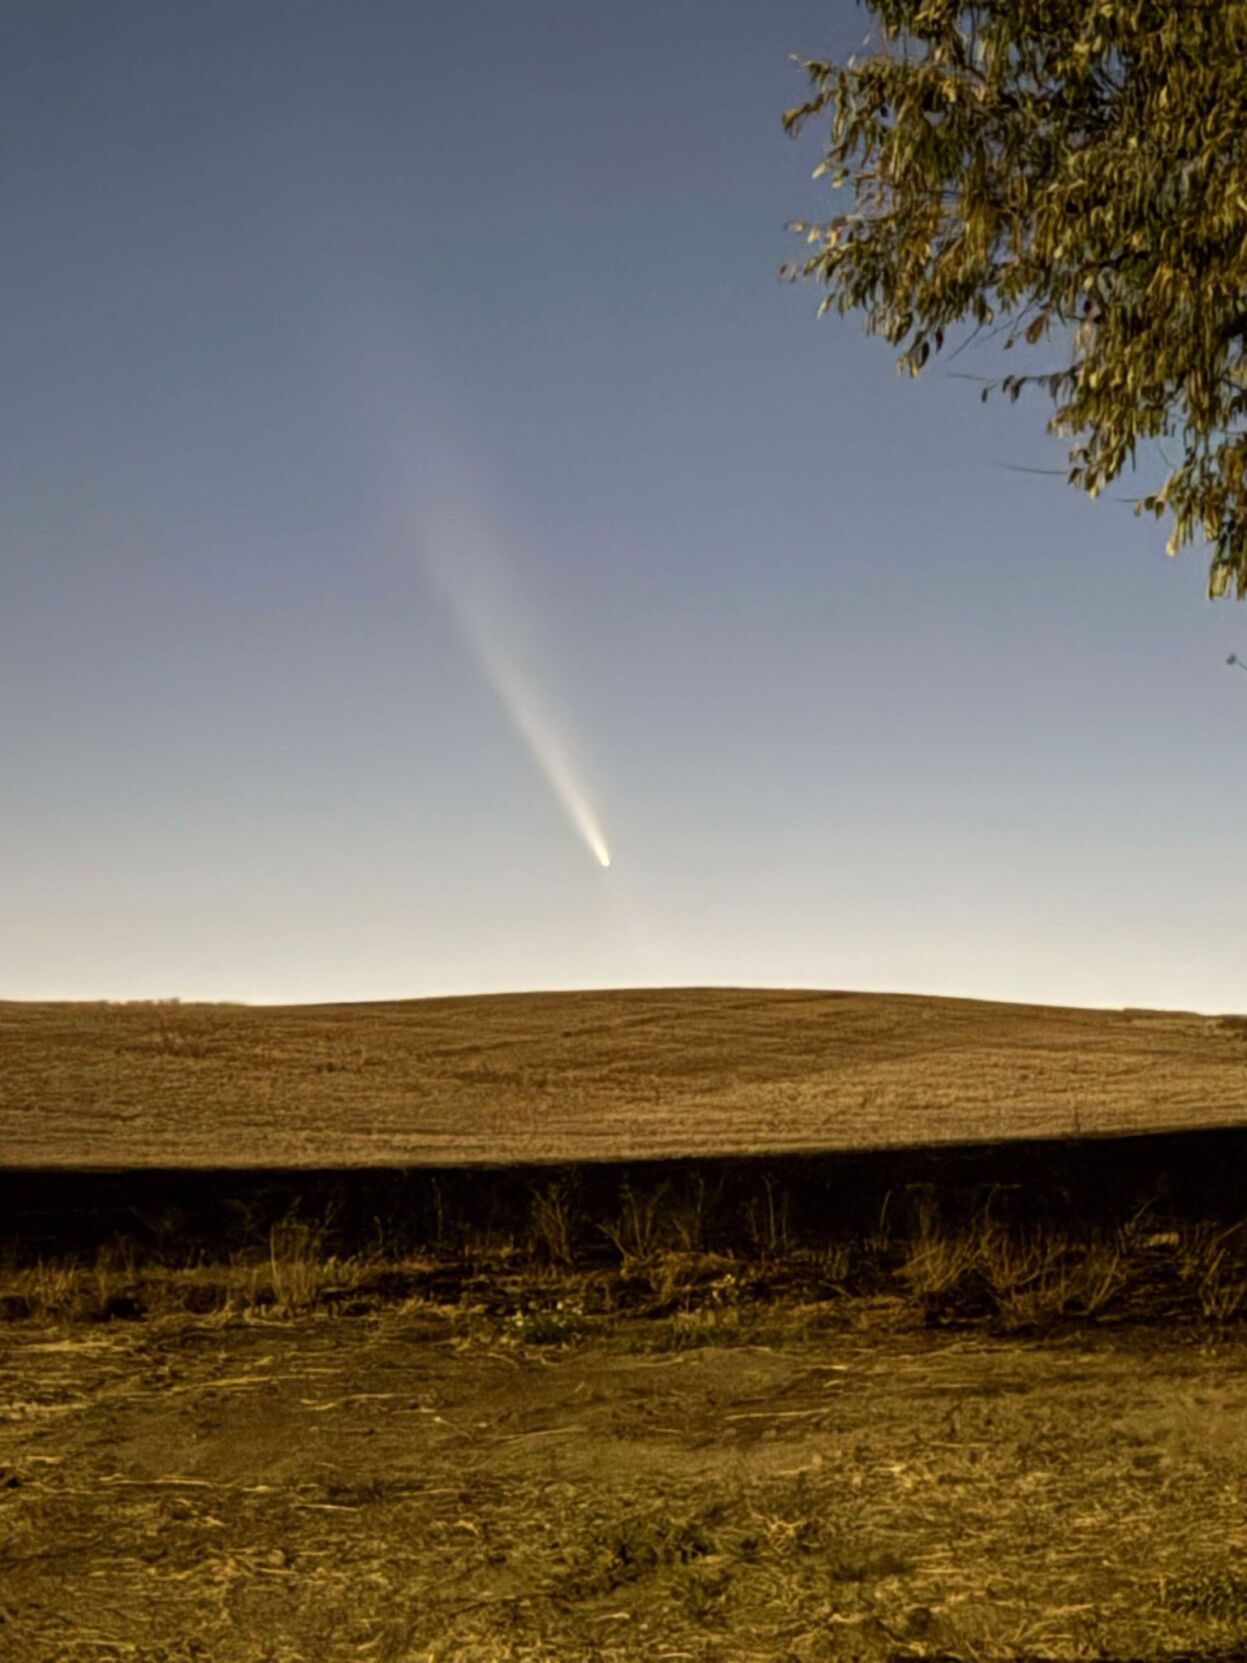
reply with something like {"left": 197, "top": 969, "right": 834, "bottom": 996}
{"left": 4, "top": 986, "right": 1247, "bottom": 1169}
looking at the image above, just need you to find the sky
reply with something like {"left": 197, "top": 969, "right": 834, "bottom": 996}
{"left": 3, "top": 0, "right": 1246, "bottom": 1013}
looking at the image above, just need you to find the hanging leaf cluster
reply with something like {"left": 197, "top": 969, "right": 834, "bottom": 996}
{"left": 784, "top": 0, "right": 1247, "bottom": 597}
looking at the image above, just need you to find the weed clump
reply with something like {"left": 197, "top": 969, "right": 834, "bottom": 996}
{"left": 503, "top": 1294, "right": 586, "bottom": 1347}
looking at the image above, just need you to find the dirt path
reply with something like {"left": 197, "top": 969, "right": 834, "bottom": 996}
{"left": 3, "top": 1311, "right": 1247, "bottom": 1661}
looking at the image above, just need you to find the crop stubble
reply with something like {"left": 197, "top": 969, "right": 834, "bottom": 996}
{"left": 3, "top": 1308, "right": 1247, "bottom": 1662}
{"left": 4, "top": 987, "right": 1247, "bottom": 1168}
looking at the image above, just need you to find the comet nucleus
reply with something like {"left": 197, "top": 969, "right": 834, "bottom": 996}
{"left": 423, "top": 523, "right": 613, "bottom": 871}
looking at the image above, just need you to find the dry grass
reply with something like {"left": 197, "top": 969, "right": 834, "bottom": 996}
{"left": 903, "top": 1215, "right": 1149, "bottom": 1329}
{"left": 4, "top": 986, "right": 1247, "bottom": 1167}
{"left": 898, "top": 1202, "right": 979, "bottom": 1300}
{"left": 5, "top": 1203, "right": 1245, "bottom": 1334}
{"left": 975, "top": 1227, "right": 1131, "bottom": 1330}
{"left": 1, "top": 1244, "right": 413, "bottom": 1325}
{"left": 9, "top": 986, "right": 1247, "bottom": 1657}
{"left": 1178, "top": 1222, "right": 1247, "bottom": 1322}
{"left": 3, "top": 1302, "right": 1247, "bottom": 1662}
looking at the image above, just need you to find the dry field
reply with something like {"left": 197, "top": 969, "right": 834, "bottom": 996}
{"left": 7, "top": 987, "right": 1247, "bottom": 1661}
{"left": 5, "top": 987, "right": 1247, "bottom": 1168}
{"left": 4, "top": 1298, "right": 1247, "bottom": 1663}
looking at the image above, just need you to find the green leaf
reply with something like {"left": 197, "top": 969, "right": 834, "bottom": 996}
{"left": 784, "top": 0, "right": 1247, "bottom": 599}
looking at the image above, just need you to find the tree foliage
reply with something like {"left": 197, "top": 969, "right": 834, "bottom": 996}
{"left": 783, "top": 1, "right": 1247, "bottom": 597}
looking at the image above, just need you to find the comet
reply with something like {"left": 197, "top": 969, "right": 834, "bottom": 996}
{"left": 469, "top": 636, "right": 613, "bottom": 868}
{"left": 421, "top": 518, "right": 612, "bottom": 869}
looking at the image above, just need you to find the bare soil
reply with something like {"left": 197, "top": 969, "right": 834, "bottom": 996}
{"left": 4, "top": 1303, "right": 1247, "bottom": 1661}
{"left": 5, "top": 987, "right": 1247, "bottom": 1167}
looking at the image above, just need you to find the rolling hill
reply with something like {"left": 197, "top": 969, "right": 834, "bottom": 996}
{"left": 4, "top": 986, "right": 1247, "bottom": 1168}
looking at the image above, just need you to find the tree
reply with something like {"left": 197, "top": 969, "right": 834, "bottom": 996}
{"left": 783, "top": 1, "right": 1247, "bottom": 597}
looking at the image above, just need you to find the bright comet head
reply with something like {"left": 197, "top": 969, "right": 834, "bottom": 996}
{"left": 422, "top": 518, "right": 615, "bottom": 872}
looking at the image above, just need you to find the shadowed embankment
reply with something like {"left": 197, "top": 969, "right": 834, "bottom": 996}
{"left": 2, "top": 1124, "right": 1247, "bottom": 1261}
{"left": 4, "top": 1121, "right": 1246, "bottom": 1273}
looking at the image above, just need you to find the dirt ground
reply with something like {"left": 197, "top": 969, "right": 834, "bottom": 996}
{"left": 4, "top": 1304, "right": 1247, "bottom": 1662}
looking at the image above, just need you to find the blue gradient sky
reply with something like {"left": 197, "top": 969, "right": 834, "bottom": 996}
{"left": 4, "top": 1, "right": 1245, "bottom": 1010}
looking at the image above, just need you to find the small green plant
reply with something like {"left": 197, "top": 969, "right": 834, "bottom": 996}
{"left": 503, "top": 1296, "right": 584, "bottom": 1346}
